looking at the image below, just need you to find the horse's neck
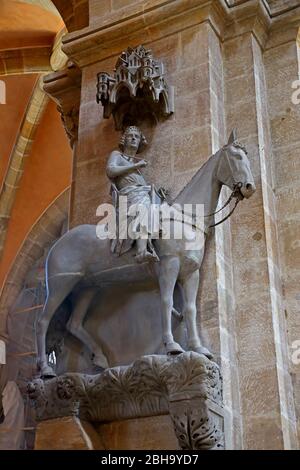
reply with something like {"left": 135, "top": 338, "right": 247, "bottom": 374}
{"left": 173, "top": 151, "right": 222, "bottom": 226}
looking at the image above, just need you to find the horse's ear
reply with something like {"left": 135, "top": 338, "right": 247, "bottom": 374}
{"left": 228, "top": 129, "right": 237, "bottom": 144}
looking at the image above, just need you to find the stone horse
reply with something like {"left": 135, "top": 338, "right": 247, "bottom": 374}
{"left": 36, "top": 131, "right": 255, "bottom": 378}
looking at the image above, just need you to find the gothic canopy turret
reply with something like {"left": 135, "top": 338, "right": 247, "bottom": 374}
{"left": 96, "top": 45, "right": 174, "bottom": 130}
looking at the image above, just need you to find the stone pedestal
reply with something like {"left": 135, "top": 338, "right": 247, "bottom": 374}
{"left": 97, "top": 415, "right": 179, "bottom": 450}
{"left": 29, "top": 352, "right": 225, "bottom": 450}
{"left": 35, "top": 416, "right": 104, "bottom": 450}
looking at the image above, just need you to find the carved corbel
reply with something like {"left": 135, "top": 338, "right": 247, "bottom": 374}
{"left": 43, "top": 61, "right": 82, "bottom": 148}
{"left": 56, "top": 105, "right": 79, "bottom": 148}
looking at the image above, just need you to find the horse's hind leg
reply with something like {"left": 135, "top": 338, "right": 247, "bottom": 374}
{"left": 66, "top": 288, "right": 109, "bottom": 370}
{"left": 36, "top": 274, "right": 80, "bottom": 378}
{"left": 181, "top": 270, "right": 213, "bottom": 360}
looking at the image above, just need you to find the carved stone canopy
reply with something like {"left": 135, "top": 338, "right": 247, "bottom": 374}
{"left": 96, "top": 45, "right": 174, "bottom": 130}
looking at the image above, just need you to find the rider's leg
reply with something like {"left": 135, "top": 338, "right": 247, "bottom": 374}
{"left": 136, "top": 238, "right": 147, "bottom": 255}
{"left": 136, "top": 238, "right": 159, "bottom": 262}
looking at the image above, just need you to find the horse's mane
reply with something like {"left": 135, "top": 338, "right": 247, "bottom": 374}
{"left": 172, "top": 147, "right": 222, "bottom": 205}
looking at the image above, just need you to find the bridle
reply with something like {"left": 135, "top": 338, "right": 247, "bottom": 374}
{"left": 182, "top": 144, "right": 246, "bottom": 229}
{"left": 207, "top": 182, "right": 244, "bottom": 228}
{"left": 163, "top": 182, "right": 243, "bottom": 233}
{"left": 207, "top": 144, "right": 246, "bottom": 228}
{"left": 122, "top": 144, "right": 246, "bottom": 231}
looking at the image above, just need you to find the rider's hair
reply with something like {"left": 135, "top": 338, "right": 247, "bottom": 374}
{"left": 119, "top": 126, "right": 148, "bottom": 154}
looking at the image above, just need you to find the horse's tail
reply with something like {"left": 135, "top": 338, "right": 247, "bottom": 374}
{"left": 41, "top": 228, "right": 87, "bottom": 359}
{"left": 46, "top": 295, "right": 72, "bottom": 357}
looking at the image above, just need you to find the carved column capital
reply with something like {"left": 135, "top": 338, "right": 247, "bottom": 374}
{"left": 28, "top": 352, "right": 225, "bottom": 450}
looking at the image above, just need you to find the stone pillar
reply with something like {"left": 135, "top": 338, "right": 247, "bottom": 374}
{"left": 96, "top": 416, "right": 179, "bottom": 450}
{"left": 223, "top": 4, "right": 299, "bottom": 449}
{"left": 207, "top": 26, "right": 243, "bottom": 450}
{"left": 35, "top": 416, "right": 104, "bottom": 450}
{"left": 264, "top": 17, "right": 300, "bottom": 446}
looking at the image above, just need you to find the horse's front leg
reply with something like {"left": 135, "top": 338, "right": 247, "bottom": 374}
{"left": 181, "top": 270, "right": 213, "bottom": 360}
{"left": 158, "top": 256, "right": 184, "bottom": 355}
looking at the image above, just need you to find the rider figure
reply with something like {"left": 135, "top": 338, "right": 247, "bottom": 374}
{"left": 106, "top": 126, "right": 159, "bottom": 263}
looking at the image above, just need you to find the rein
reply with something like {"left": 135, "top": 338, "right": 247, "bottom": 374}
{"left": 207, "top": 182, "right": 243, "bottom": 228}
{"left": 165, "top": 183, "right": 243, "bottom": 231}
{"left": 208, "top": 196, "right": 240, "bottom": 228}
{"left": 119, "top": 151, "right": 245, "bottom": 231}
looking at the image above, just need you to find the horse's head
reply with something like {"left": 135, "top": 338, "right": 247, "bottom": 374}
{"left": 216, "top": 129, "right": 256, "bottom": 199}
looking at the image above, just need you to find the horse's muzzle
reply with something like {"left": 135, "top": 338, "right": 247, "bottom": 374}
{"left": 240, "top": 182, "right": 256, "bottom": 198}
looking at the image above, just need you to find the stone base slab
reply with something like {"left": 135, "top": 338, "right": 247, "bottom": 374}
{"left": 97, "top": 415, "right": 179, "bottom": 450}
{"left": 35, "top": 416, "right": 104, "bottom": 450}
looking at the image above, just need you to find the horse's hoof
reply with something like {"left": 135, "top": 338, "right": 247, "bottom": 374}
{"left": 190, "top": 345, "right": 214, "bottom": 360}
{"left": 92, "top": 354, "right": 109, "bottom": 370}
{"left": 165, "top": 341, "right": 184, "bottom": 356}
{"left": 92, "top": 365, "right": 105, "bottom": 374}
{"left": 39, "top": 364, "right": 57, "bottom": 379}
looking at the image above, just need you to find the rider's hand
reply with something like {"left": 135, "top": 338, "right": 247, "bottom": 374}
{"left": 136, "top": 159, "right": 147, "bottom": 168}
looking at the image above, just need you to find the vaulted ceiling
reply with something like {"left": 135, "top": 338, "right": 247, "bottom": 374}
{"left": 0, "top": 1, "right": 63, "bottom": 50}
{"left": 0, "top": 1, "right": 72, "bottom": 289}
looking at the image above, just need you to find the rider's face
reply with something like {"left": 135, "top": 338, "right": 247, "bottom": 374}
{"left": 124, "top": 131, "right": 141, "bottom": 152}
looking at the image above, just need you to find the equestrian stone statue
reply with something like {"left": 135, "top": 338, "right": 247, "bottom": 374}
{"left": 36, "top": 129, "right": 256, "bottom": 378}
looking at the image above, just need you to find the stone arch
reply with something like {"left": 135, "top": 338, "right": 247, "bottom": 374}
{"left": 0, "top": 188, "right": 70, "bottom": 383}
{"left": 0, "top": 188, "right": 70, "bottom": 447}
{"left": 51, "top": 0, "right": 89, "bottom": 32}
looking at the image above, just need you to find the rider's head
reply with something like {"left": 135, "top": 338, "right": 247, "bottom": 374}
{"left": 119, "top": 126, "right": 148, "bottom": 154}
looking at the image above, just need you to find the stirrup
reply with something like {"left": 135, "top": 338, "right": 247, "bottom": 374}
{"left": 135, "top": 250, "right": 159, "bottom": 263}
